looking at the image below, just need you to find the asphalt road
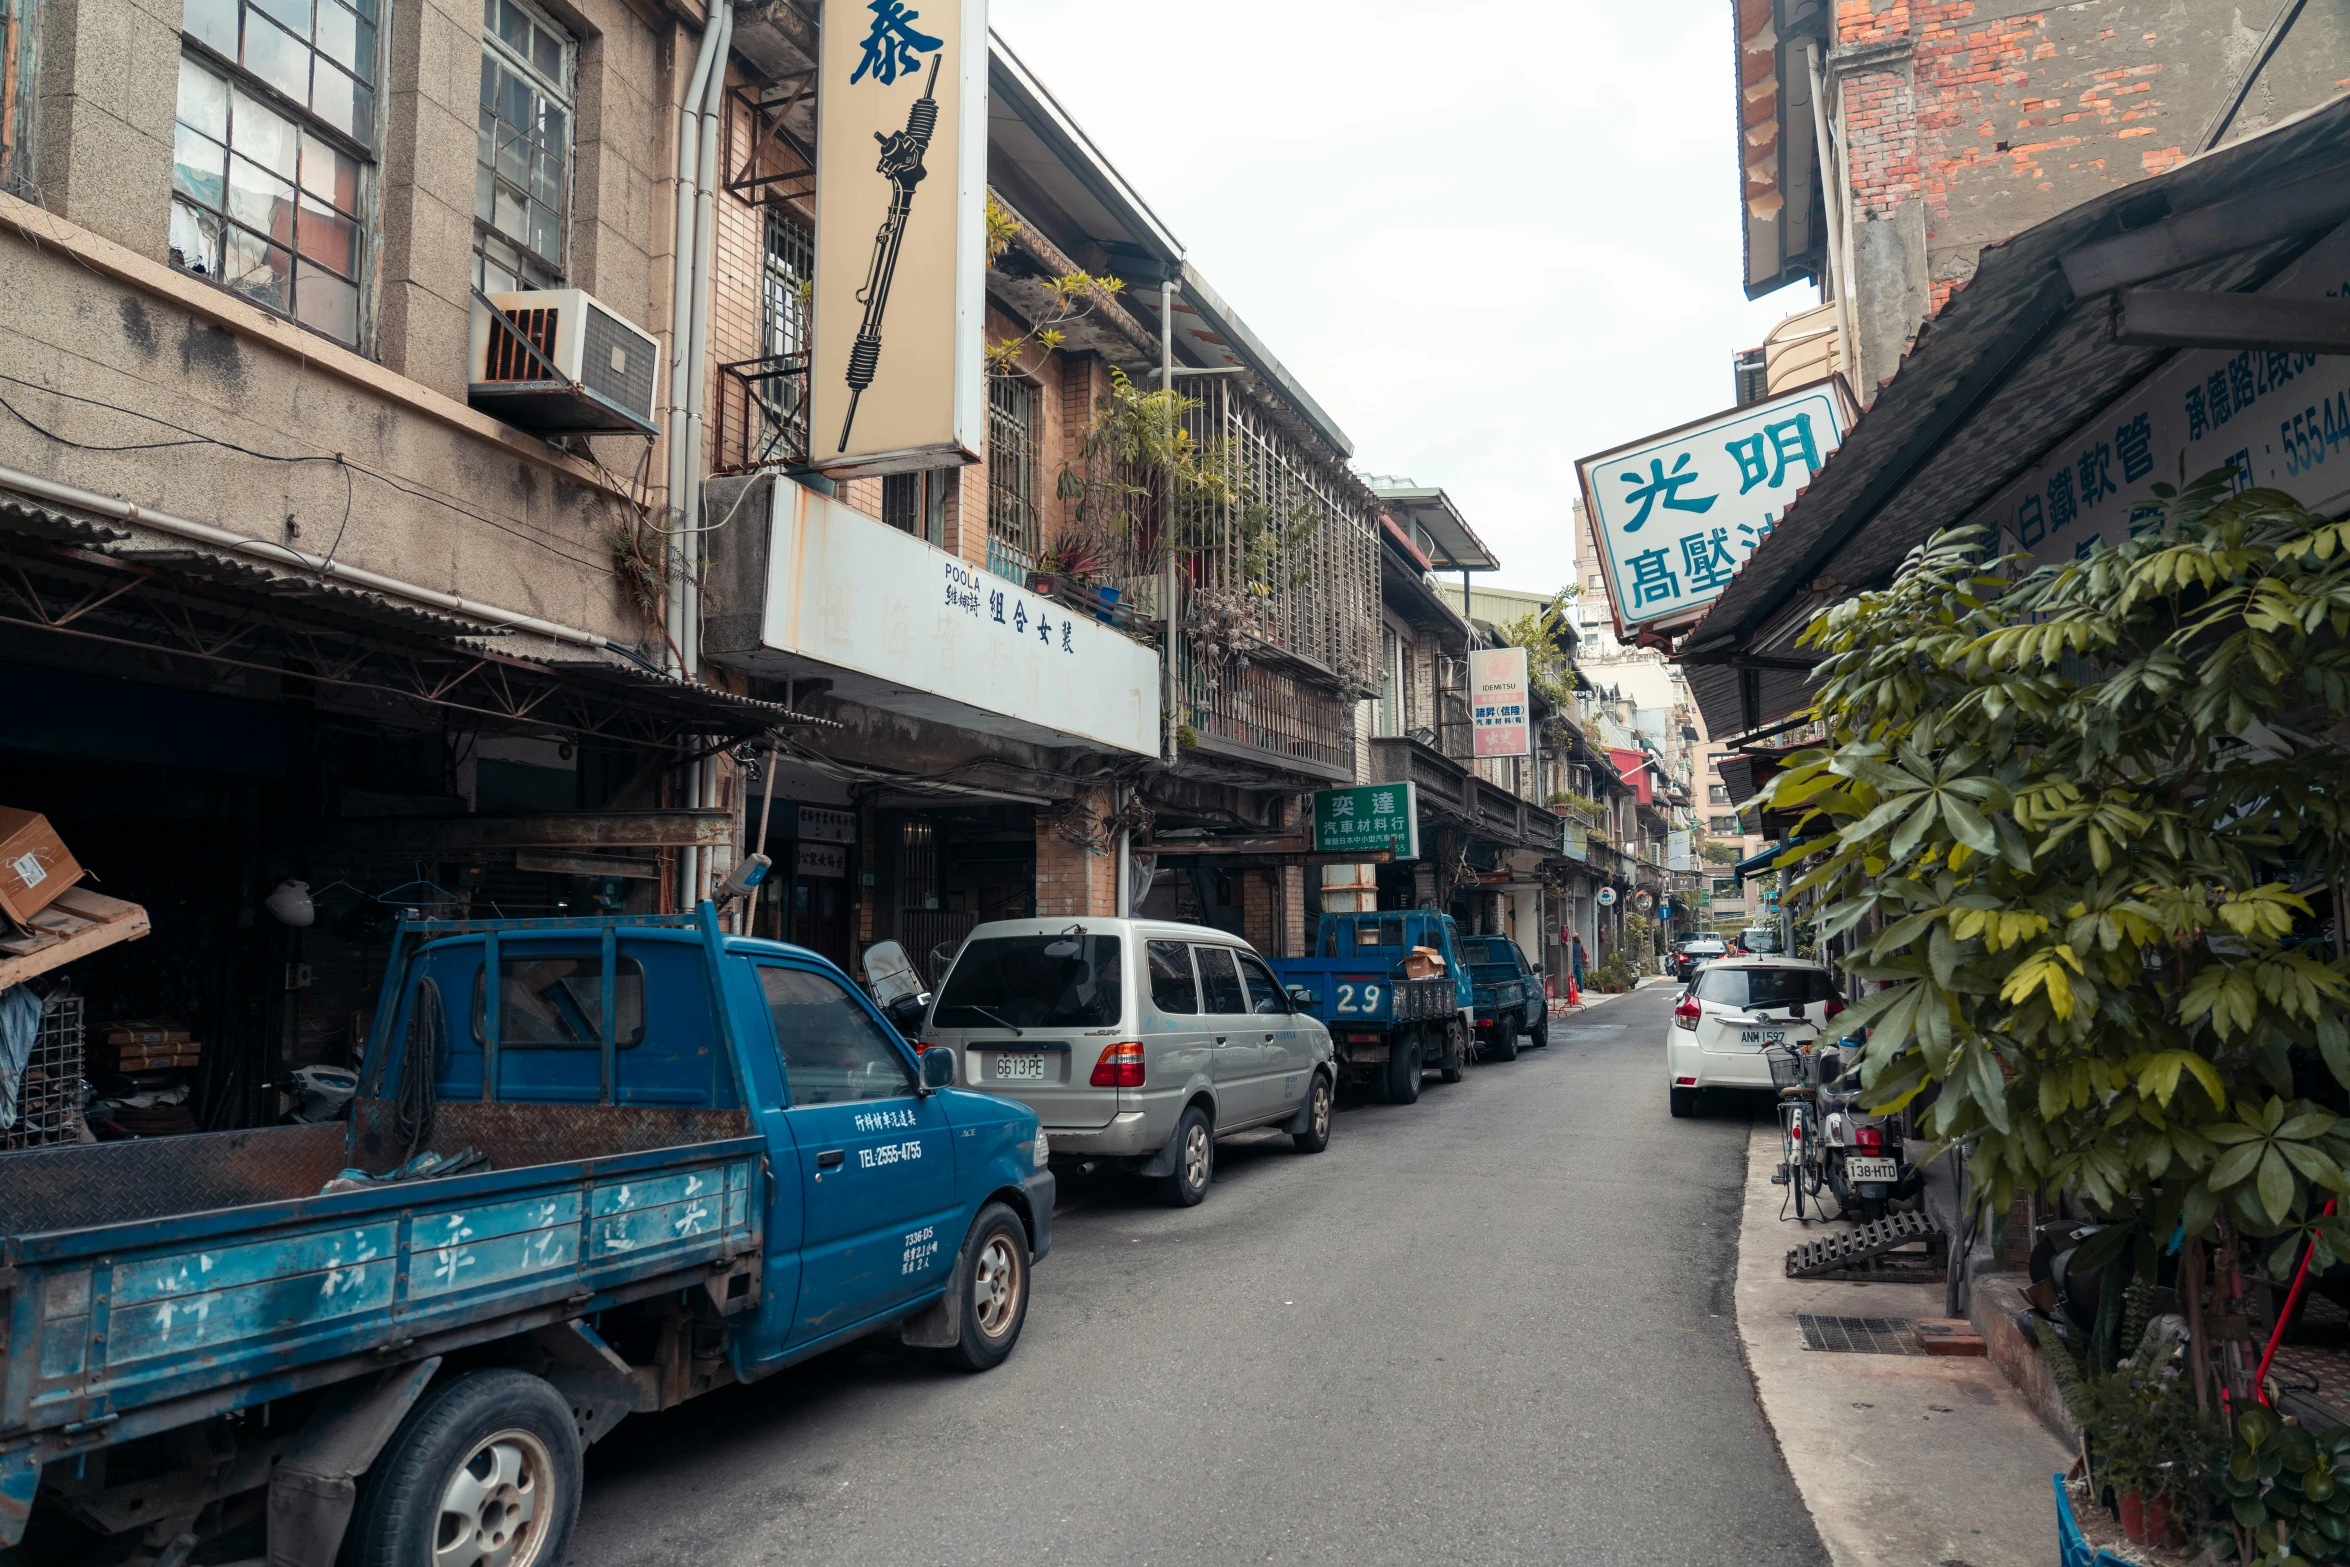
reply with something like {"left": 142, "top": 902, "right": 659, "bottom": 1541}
{"left": 567, "top": 983, "right": 1831, "bottom": 1567}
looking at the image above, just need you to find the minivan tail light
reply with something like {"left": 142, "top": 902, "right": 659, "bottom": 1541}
{"left": 1090, "top": 1041, "right": 1145, "bottom": 1088}
{"left": 1824, "top": 995, "right": 1846, "bottom": 1021}
{"left": 1674, "top": 996, "right": 1701, "bottom": 1031}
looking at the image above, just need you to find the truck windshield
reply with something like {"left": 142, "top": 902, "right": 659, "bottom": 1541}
{"left": 934, "top": 933, "right": 1123, "bottom": 1029}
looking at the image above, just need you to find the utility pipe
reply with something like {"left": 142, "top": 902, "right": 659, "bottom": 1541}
{"left": 1802, "top": 39, "right": 1855, "bottom": 389}
{"left": 0, "top": 464, "right": 607, "bottom": 648}
{"left": 679, "top": 0, "right": 731, "bottom": 685}
{"left": 662, "top": 9, "right": 728, "bottom": 678}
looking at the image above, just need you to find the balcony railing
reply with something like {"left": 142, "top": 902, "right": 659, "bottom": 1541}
{"left": 1182, "top": 654, "right": 1351, "bottom": 776}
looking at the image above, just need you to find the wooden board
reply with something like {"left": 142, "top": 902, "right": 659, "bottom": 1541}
{"left": 0, "top": 887, "right": 150, "bottom": 988}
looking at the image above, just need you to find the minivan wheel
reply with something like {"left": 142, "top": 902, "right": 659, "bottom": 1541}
{"left": 1292, "top": 1073, "right": 1334, "bottom": 1153}
{"left": 1387, "top": 1033, "right": 1423, "bottom": 1105}
{"left": 1158, "top": 1106, "right": 1214, "bottom": 1206}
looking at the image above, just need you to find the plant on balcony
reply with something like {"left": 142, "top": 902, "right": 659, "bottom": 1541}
{"left": 1761, "top": 468, "right": 2350, "bottom": 1442}
{"left": 982, "top": 195, "right": 1125, "bottom": 379}
{"left": 1546, "top": 790, "right": 1603, "bottom": 818}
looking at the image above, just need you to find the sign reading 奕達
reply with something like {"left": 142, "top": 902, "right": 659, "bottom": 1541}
{"left": 1470, "top": 647, "right": 1530, "bottom": 758}
{"left": 811, "top": 0, "right": 988, "bottom": 477}
{"left": 1576, "top": 380, "right": 1854, "bottom": 633}
{"left": 1312, "top": 782, "right": 1419, "bottom": 861}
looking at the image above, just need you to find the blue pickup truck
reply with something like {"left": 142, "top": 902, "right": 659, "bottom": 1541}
{"left": 0, "top": 905, "right": 1050, "bottom": 1564}
{"left": 1461, "top": 934, "right": 1550, "bottom": 1059}
{"left": 1268, "top": 911, "right": 1480, "bottom": 1104}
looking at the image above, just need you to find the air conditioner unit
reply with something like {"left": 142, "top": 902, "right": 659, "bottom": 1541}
{"left": 467, "top": 289, "right": 660, "bottom": 437}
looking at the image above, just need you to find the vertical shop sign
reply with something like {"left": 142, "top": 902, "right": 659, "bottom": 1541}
{"left": 1469, "top": 646, "right": 1530, "bottom": 758}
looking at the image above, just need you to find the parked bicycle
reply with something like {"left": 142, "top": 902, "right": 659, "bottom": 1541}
{"left": 1768, "top": 1042, "right": 1825, "bottom": 1218}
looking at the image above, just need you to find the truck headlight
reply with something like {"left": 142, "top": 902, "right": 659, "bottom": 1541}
{"left": 1032, "top": 1128, "right": 1050, "bottom": 1169}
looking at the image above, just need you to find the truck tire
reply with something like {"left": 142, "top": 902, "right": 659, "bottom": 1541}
{"left": 938, "top": 1201, "right": 1032, "bottom": 1372}
{"left": 1158, "top": 1105, "right": 1214, "bottom": 1207}
{"left": 1438, "top": 1024, "right": 1464, "bottom": 1084}
{"left": 345, "top": 1369, "right": 581, "bottom": 1567}
{"left": 1529, "top": 1012, "right": 1550, "bottom": 1049}
{"left": 1292, "top": 1072, "right": 1334, "bottom": 1153}
{"left": 1486, "top": 1011, "right": 1520, "bottom": 1063}
{"left": 1385, "top": 1031, "right": 1422, "bottom": 1105}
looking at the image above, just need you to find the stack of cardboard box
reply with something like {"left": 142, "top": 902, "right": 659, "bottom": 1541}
{"left": 94, "top": 1023, "right": 201, "bottom": 1136}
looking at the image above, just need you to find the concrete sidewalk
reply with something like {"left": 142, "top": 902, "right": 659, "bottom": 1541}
{"left": 1734, "top": 1123, "right": 2070, "bottom": 1567}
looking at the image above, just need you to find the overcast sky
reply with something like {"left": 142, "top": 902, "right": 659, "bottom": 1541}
{"left": 988, "top": 0, "right": 1817, "bottom": 598}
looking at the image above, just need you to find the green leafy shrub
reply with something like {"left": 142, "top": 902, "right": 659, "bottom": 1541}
{"left": 2211, "top": 1406, "right": 2350, "bottom": 1564}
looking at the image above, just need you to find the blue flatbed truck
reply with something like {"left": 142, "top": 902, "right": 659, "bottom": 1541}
{"left": 1461, "top": 934, "right": 1550, "bottom": 1060}
{"left": 1267, "top": 911, "right": 1481, "bottom": 1104}
{"left": 0, "top": 905, "right": 1050, "bottom": 1565}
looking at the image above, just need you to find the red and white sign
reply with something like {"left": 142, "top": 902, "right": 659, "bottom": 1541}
{"left": 1470, "top": 647, "right": 1530, "bottom": 758}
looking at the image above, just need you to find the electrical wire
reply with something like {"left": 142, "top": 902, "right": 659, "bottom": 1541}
{"left": 0, "top": 374, "right": 613, "bottom": 574}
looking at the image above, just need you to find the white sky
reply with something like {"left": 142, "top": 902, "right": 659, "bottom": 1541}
{"left": 988, "top": 0, "right": 1817, "bottom": 599}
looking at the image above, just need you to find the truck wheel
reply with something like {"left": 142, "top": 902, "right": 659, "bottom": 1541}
{"left": 1486, "top": 1012, "right": 1520, "bottom": 1063}
{"left": 1386, "top": 1033, "right": 1422, "bottom": 1105}
{"left": 938, "top": 1201, "right": 1031, "bottom": 1372}
{"left": 346, "top": 1369, "right": 580, "bottom": 1567}
{"left": 1158, "top": 1105, "right": 1214, "bottom": 1206}
{"left": 1292, "top": 1073, "right": 1334, "bottom": 1153}
{"left": 1438, "top": 1022, "right": 1465, "bottom": 1084}
{"left": 1529, "top": 1013, "right": 1550, "bottom": 1049}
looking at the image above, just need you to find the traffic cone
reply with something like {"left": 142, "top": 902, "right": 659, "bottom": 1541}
{"left": 1566, "top": 970, "right": 1580, "bottom": 1006}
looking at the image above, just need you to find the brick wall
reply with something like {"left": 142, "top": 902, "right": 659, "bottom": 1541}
{"left": 1034, "top": 789, "right": 1117, "bottom": 917}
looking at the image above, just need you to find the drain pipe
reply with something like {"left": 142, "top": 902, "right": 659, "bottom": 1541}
{"left": 662, "top": 6, "right": 728, "bottom": 680}
{"left": 679, "top": 0, "right": 731, "bottom": 688}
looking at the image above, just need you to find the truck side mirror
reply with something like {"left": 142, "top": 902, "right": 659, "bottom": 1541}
{"left": 919, "top": 1046, "right": 955, "bottom": 1090}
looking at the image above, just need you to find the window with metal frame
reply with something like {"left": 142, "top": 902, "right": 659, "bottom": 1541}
{"left": 748, "top": 204, "right": 813, "bottom": 464}
{"left": 171, "top": 0, "right": 378, "bottom": 345}
{"left": 987, "top": 375, "right": 1040, "bottom": 579}
{"left": 474, "top": 0, "right": 574, "bottom": 294}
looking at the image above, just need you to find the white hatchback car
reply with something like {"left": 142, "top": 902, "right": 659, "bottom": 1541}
{"left": 1667, "top": 957, "right": 1844, "bottom": 1117}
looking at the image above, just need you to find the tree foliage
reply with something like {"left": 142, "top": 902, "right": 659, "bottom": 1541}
{"left": 1763, "top": 469, "right": 2350, "bottom": 1278}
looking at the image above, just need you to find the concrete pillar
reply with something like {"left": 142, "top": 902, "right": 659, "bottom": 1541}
{"left": 35, "top": 0, "right": 181, "bottom": 260}
{"left": 1279, "top": 863, "right": 1305, "bottom": 957}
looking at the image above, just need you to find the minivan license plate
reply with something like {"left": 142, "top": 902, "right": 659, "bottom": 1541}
{"left": 1740, "top": 1029, "right": 1787, "bottom": 1047}
{"left": 1845, "top": 1156, "right": 1900, "bottom": 1183}
{"left": 995, "top": 1053, "right": 1047, "bottom": 1082}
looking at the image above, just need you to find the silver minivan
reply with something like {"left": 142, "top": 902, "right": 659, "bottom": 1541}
{"left": 918, "top": 917, "right": 1336, "bottom": 1207}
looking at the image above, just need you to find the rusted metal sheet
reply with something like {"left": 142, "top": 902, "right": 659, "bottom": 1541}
{"left": 0, "top": 1124, "right": 348, "bottom": 1236}
{"left": 307, "top": 811, "right": 732, "bottom": 855}
{"left": 348, "top": 1102, "right": 750, "bottom": 1174}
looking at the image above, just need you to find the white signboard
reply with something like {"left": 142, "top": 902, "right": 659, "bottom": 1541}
{"left": 797, "top": 805, "right": 855, "bottom": 844}
{"left": 1967, "top": 221, "right": 2350, "bottom": 564}
{"left": 1667, "top": 830, "right": 1692, "bottom": 871}
{"left": 1469, "top": 646, "right": 1530, "bottom": 758}
{"left": 759, "top": 484, "right": 1160, "bottom": 756}
{"left": 1577, "top": 380, "right": 1854, "bottom": 632}
{"left": 796, "top": 842, "right": 849, "bottom": 878}
{"left": 811, "top": 0, "right": 988, "bottom": 476}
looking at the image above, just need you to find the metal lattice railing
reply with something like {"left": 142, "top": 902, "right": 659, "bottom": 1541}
{"left": 1182, "top": 656, "right": 1352, "bottom": 774}
{"left": 1, "top": 993, "right": 85, "bottom": 1151}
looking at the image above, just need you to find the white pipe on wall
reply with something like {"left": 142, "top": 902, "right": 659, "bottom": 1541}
{"left": 663, "top": 11, "right": 727, "bottom": 679}
{"left": 679, "top": 0, "right": 732, "bottom": 684}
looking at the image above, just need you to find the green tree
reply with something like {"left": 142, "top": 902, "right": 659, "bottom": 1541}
{"left": 1765, "top": 470, "right": 2350, "bottom": 1414}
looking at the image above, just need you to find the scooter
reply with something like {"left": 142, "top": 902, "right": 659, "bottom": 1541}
{"left": 1812, "top": 1043, "right": 1911, "bottom": 1221}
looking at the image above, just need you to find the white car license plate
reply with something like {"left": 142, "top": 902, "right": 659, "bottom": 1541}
{"left": 1846, "top": 1156, "right": 1900, "bottom": 1183}
{"left": 994, "top": 1053, "right": 1048, "bottom": 1082}
{"left": 1740, "top": 1029, "right": 1788, "bottom": 1047}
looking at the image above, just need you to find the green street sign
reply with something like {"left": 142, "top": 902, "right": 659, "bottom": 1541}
{"left": 1312, "top": 781, "right": 1419, "bottom": 860}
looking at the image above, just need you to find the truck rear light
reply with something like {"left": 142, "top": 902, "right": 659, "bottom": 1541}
{"left": 1674, "top": 996, "right": 1701, "bottom": 1031}
{"left": 1089, "top": 1041, "right": 1145, "bottom": 1088}
{"left": 1854, "top": 1125, "right": 1884, "bottom": 1152}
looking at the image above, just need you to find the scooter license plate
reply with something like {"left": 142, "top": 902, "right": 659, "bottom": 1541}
{"left": 1846, "top": 1156, "right": 1900, "bottom": 1183}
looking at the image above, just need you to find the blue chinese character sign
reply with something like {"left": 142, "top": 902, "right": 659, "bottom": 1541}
{"left": 1312, "top": 783, "right": 1419, "bottom": 861}
{"left": 1575, "top": 381, "right": 1853, "bottom": 633}
{"left": 812, "top": 0, "right": 987, "bottom": 477}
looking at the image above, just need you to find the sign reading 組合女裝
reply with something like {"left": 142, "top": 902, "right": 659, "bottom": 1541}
{"left": 1576, "top": 380, "right": 1854, "bottom": 633}
{"left": 1312, "top": 782, "right": 1419, "bottom": 860}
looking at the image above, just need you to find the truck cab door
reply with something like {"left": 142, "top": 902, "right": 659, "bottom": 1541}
{"left": 751, "top": 963, "right": 957, "bottom": 1345}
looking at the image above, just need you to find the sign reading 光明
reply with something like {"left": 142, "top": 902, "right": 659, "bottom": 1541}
{"left": 811, "top": 0, "right": 988, "bottom": 477}
{"left": 1469, "top": 647, "right": 1530, "bottom": 758}
{"left": 1312, "top": 782, "right": 1419, "bottom": 861}
{"left": 1576, "top": 380, "right": 1854, "bottom": 632}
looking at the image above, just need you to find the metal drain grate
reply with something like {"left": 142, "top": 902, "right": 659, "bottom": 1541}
{"left": 1797, "top": 1314, "right": 1925, "bottom": 1355}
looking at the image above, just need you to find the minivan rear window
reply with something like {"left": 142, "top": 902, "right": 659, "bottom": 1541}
{"left": 1693, "top": 967, "right": 1839, "bottom": 1007}
{"left": 934, "top": 933, "right": 1123, "bottom": 1029}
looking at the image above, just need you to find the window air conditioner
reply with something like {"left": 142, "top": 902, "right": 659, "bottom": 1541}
{"left": 467, "top": 289, "right": 660, "bottom": 437}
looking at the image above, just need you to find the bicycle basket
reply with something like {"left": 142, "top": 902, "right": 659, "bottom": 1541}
{"left": 1765, "top": 1044, "right": 1806, "bottom": 1090}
